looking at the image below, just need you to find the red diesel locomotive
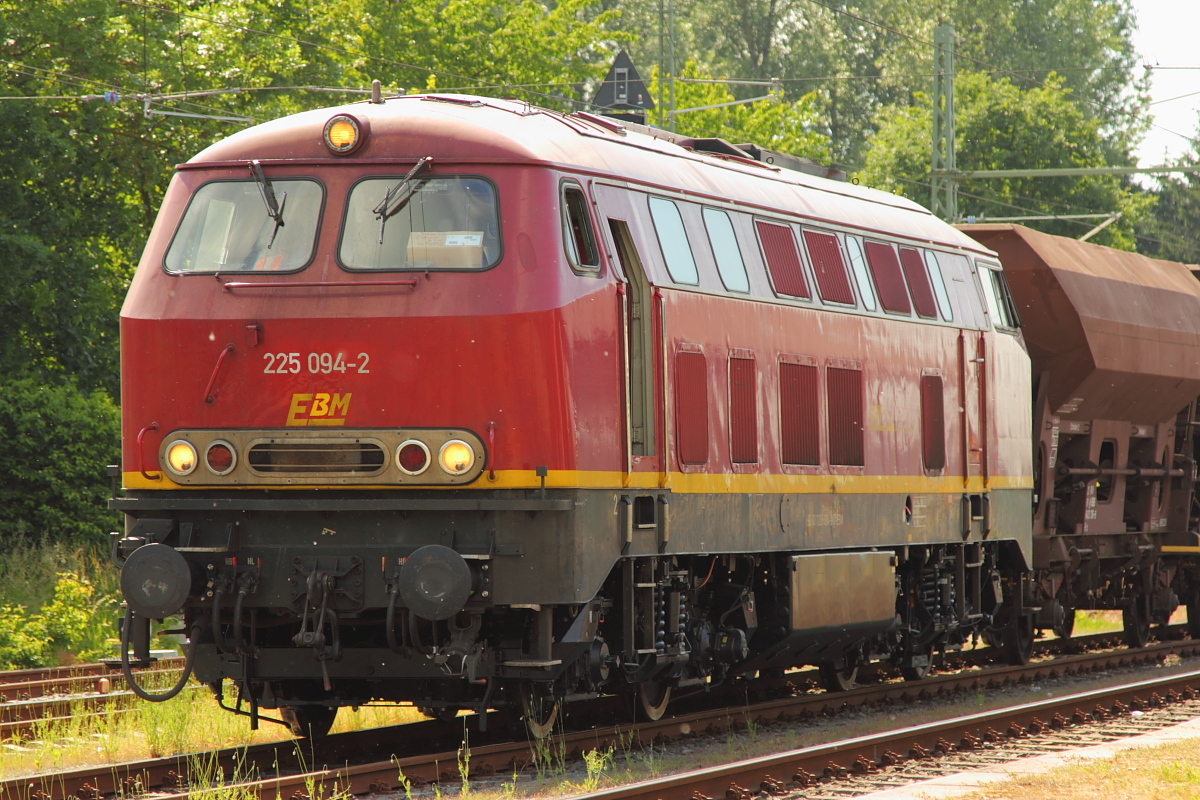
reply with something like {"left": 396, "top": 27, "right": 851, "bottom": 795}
{"left": 114, "top": 92, "right": 1058, "bottom": 737}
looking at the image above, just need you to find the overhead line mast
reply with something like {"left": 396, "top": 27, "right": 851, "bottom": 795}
{"left": 928, "top": 23, "right": 1200, "bottom": 231}
{"left": 930, "top": 24, "right": 956, "bottom": 222}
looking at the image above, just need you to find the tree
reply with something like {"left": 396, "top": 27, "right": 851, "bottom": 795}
{"left": 1133, "top": 150, "right": 1200, "bottom": 264}
{"left": 857, "top": 72, "right": 1149, "bottom": 249}
{"left": 0, "top": 379, "right": 121, "bottom": 545}
{"left": 604, "top": 0, "right": 1145, "bottom": 166}
{"left": 649, "top": 62, "right": 830, "bottom": 161}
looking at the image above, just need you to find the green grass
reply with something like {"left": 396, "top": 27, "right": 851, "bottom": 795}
{"left": 0, "top": 672, "right": 427, "bottom": 779}
{"left": 1070, "top": 610, "right": 1125, "bottom": 636}
{"left": 1069, "top": 607, "right": 1189, "bottom": 638}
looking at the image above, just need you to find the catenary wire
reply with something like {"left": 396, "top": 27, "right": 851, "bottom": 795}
{"left": 3, "top": 61, "right": 259, "bottom": 121}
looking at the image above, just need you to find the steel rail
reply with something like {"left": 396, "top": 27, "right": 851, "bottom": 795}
{"left": 0, "top": 687, "right": 205, "bottom": 740}
{"left": 7, "top": 632, "right": 1195, "bottom": 800}
{"left": 0, "top": 662, "right": 184, "bottom": 702}
{"left": 568, "top": 669, "right": 1200, "bottom": 800}
{"left": 142, "top": 648, "right": 1200, "bottom": 800}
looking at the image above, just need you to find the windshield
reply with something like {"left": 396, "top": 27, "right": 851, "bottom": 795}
{"left": 339, "top": 176, "right": 501, "bottom": 271}
{"left": 164, "top": 179, "right": 323, "bottom": 273}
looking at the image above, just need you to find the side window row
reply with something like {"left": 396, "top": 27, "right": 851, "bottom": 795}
{"left": 564, "top": 184, "right": 1018, "bottom": 332}
{"left": 638, "top": 194, "right": 995, "bottom": 328}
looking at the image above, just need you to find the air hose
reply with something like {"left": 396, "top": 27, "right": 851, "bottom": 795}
{"left": 120, "top": 606, "right": 199, "bottom": 702}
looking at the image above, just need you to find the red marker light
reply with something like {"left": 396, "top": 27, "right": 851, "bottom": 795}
{"left": 206, "top": 442, "right": 236, "bottom": 475}
{"left": 397, "top": 441, "right": 431, "bottom": 475}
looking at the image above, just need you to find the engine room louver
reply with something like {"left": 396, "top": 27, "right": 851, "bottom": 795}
{"left": 827, "top": 365, "right": 865, "bottom": 467}
{"left": 729, "top": 356, "right": 758, "bottom": 463}
{"left": 780, "top": 361, "right": 820, "bottom": 466}
{"left": 247, "top": 441, "right": 387, "bottom": 474}
{"left": 676, "top": 350, "right": 709, "bottom": 465}
{"left": 921, "top": 374, "right": 947, "bottom": 471}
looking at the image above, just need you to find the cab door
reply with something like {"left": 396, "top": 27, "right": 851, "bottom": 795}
{"left": 591, "top": 183, "right": 664, "bottom": 477}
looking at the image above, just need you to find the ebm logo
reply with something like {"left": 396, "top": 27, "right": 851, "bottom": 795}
{"left": 287, "top": 393, "right": 351, "bottom": 427}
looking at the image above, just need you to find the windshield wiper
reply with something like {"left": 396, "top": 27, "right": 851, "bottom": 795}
{"left": 373, "top": 156, "right": 433, "bottom": 243}
{"left": 249, "top": 160, "right": 287, "bottom": 248}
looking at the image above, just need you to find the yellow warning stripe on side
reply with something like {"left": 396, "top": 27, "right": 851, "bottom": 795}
{"left": 123, "top": 470, "right": 1031, "bottom": 494}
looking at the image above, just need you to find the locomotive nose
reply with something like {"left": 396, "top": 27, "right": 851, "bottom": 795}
{"left": 120, "top": 544, "right": 194, "bottom": 619}
{"left": 399, "top": 545, "right": 473, "bottom": 621}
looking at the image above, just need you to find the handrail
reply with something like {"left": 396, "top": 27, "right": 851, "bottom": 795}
{"left": 136, "top": 422, "right": 161, "bottom": 481}
{"left": 204, "top": 344, "right": 235, "bottom": 404}
{"left": 219, "top": 279, "right": 418, "bottom": 291}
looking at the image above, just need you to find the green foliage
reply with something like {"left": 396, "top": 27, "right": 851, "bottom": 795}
{"left": 612, "top": 0, "right": 1144, "bottom": 166}
{"left": 0, "top": 571, "right": 117, "bottom": 669}
{"left": 0, "top": 378, "right": 121, "bottom": 544}
{"left": 354, "top": 0, "right": 618, "bottom": 102}
{"left": 649, "top": 62, "right": 830, "bottom": 162}
{"left": 858, "top": 72, "right": 1150, "bottom": 249}
{"left": 1134, "top": 154, "right": 1200, "bottom": 263}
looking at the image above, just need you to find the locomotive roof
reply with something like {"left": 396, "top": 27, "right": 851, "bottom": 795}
{"left": 187, "top": 94, "right": 990, "bottom": 256}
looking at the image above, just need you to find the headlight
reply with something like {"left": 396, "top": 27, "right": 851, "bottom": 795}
{"left": 396, "top": 440, "right": 431, "bottom": 475}
{"left": 205, "top": 440, "right": 237, "bottom": 475}
{"left": 439, "top": 440, "right": 475, "bottom": 475}
{"left": 165, "top": 440, "right": 197, "bottom": 476}
{"left": 323, "top": 114, "right": 364, "bottom": 154}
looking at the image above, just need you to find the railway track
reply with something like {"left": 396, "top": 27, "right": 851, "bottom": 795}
{"left": 4, "top": 630, "right": 1197, "bottom": 800}
{"left": 0, "top": 660, "right": 189, "bottom": 741}
{"left": 577, "top": 668, "right": 1200, "bottom": 800}
{"left": 0, "top": 659, "right": 183, "bottom": 702}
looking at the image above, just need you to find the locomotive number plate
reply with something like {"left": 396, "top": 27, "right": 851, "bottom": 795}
{"left": 262, "top": 351, "right": 371, "bottom": 375}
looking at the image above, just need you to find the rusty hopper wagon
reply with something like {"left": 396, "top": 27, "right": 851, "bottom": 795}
{"left": 962, "top": 224, "right": 1200, "bottom": 645}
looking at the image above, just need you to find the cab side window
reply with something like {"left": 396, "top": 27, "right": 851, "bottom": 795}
{"left": 562, "top": 183, "right": 600, "bottom": 273}
{"left": 977, "top": 261, "right": 1020, "bottom": 330}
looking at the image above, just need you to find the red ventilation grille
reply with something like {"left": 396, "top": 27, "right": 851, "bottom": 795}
{"left": 803, "top": 231, "right": 855, "bottom": 305}
{"left": 755, "top": 221, "right": 810, "bottom": 299}
{"left": 864, "top": 241, "right": 911, "bottom": 314}
{"left": 780, "top": 362, "right": 820, "bottom": 465}
{"left": 900, "top": 247, "right": 938, "bottom": 318}
{"left": 921, "top": 374, "right": 946, "bottom": 470}
{"left": 675, "top": 351, "right": 709, "bottom": 465}
{"left": 729, "top": 357, "right": 758, "bottom": 463}
{"left": 827, "top": 366, "right": 864, "bottom": 466}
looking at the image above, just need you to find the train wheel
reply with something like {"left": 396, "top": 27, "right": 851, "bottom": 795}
{"left": 1002, "top": 614, "right": 1035, "bottom": 665}
{"left": 520, "top": 683, "right": 560, "bottom": 739}
{"left": 818, "top": 663, "right": 858, "bottom": 692}
{"left": 1055, "top": 606, "right": 1076, "bottom": 640}
{"left": 281, "top": 705, "right": 338, "bottom": 739}
{"left": 1123, "top": 594, "right": 1151, "bottom": 648}
{"left": 637, "top": 680, "right": 672, "bottom": 721}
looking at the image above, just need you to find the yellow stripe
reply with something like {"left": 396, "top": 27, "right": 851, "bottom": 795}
{"left": 123, "top": 470, "right": 1031, "bottom": 493}
{"left": 1161, "top": 546, "right": 1200, "bottom": 554}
